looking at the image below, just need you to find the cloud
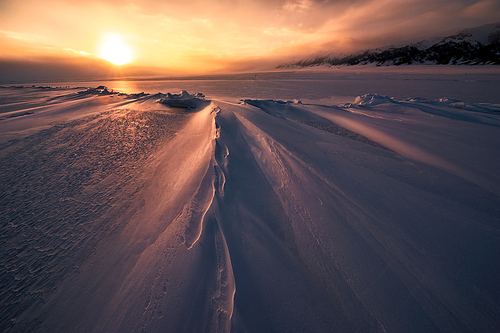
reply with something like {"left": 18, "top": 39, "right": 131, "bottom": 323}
{"left": 460, "top": 0, "right": 500, "bottom": 18}
{"left": 0, "top": 0, "right": 499, "bottom": 75}
{"left": 0, "top": 29, "right": 50, "bottom": 44}
{"left": 283, "top": 0, "right": 313, "bottom": 11}
{"left": 64, "top": 48, "right": 91, "bottom": 56}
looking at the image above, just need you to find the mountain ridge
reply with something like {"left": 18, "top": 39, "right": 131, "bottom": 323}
{"left": 278, "top": 22, "right": 500, "bottom": 68}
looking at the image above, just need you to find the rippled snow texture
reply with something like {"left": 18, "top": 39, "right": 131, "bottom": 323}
{"left": 1, "top": 85, "right": 500, "bottom": 332}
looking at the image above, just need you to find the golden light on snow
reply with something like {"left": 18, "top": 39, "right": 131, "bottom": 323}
{"left": 99, "top": 34, "right": 132, "bottom": 66}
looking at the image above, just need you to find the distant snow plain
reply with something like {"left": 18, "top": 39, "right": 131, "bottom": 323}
{"left": 1, "top": 66, "right": 500, "bottom": 332}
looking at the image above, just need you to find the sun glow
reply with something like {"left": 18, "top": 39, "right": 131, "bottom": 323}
{"left": 99, "top": 34, "right": 132, "bottom": 66}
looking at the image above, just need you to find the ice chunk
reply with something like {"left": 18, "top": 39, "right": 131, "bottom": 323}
{"left": 436, "top": 97, "right": 466, "bottom": 109}
{"left": 354, "top": 94, "right": 394, "bottom": 106}
{"left": 157, "top": 90, "right": 208, "bottom": 109}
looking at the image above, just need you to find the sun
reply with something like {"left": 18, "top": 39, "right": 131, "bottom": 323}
{"left": 99, "top": 34, "right": 132, "bottom": 66}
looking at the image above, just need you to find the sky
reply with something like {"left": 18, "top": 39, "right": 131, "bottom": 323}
{"left": 0, "top": 0, "right": 499, "bottom": 78}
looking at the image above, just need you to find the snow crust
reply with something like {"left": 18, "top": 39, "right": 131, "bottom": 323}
{"left": 1, "top": 83, "right": 500, "bottom": 332}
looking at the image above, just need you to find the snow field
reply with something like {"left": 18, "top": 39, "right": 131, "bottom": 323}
{"left": 1, "top": 85, "right": 499, "bottom": 332}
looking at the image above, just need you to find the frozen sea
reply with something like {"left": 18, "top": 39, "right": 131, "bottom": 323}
{"left": 1, "top": 67, "right": 500, "bottom": 332}
{"left": 21, "top": 66, "right": 500, "bottom": 104}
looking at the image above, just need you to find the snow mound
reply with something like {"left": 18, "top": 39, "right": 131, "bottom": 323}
{"left": 399, "top": 96, "right": 500, "bottom": 115}
{"left": 157, "top": 90, "right": 207, "bottom": 109}
{"left": 403, "top": 97, "right": 429, "bottom": 103}
{"left": 436, "top": 97, "right": 466, "bottom": 109}
{"left": 354, "top": 94, "right": 394, "bottom": 106}
{"left": 78, "top": 86, "right": 116, "bottom": 96}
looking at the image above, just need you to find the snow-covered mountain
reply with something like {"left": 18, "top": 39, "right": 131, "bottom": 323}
{"left": 279, "top": 22, "right": 500, "bottom": 68}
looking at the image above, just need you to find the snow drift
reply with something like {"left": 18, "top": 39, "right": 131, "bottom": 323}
{"left": 1, "top": 85, "right": 500, "bottom": 332}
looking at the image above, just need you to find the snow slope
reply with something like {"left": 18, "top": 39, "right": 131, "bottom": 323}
{"left": 1, "top": 85, "right": 500, "bottom": 332}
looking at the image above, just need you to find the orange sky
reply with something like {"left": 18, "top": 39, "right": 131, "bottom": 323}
{"left": 0, "top": 0, "right": 499, "bottom": 77}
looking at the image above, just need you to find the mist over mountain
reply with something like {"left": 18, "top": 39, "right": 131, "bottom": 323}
{"left": 279, "top": 22, "right": 500, "bottom": 68}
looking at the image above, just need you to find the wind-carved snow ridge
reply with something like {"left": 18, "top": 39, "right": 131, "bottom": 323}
{"left": 341, "top": 93, "right": 500, "bottom": 122}
{"left": 2, "top": 85, "right": 500, "bottom": 332}
{"left": 177, "top": 165, "right": 216, "bottom": 250}
{"left": 207, "top": 214, "right": 236, "bottom": 332}
{"left": 178, "top": 102, "right": 235, "bottom": 330}
{"left": 204, "top": 104, "right": 236, "bottom": 331}
{"left": 180, "top": 105, "right": 223, "bottom": 250}
{"left": 212, "top": 105, "right": 236, "bottom": 329}
{"left": 213, "top": 107, "right": 228, "bottom": 198}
